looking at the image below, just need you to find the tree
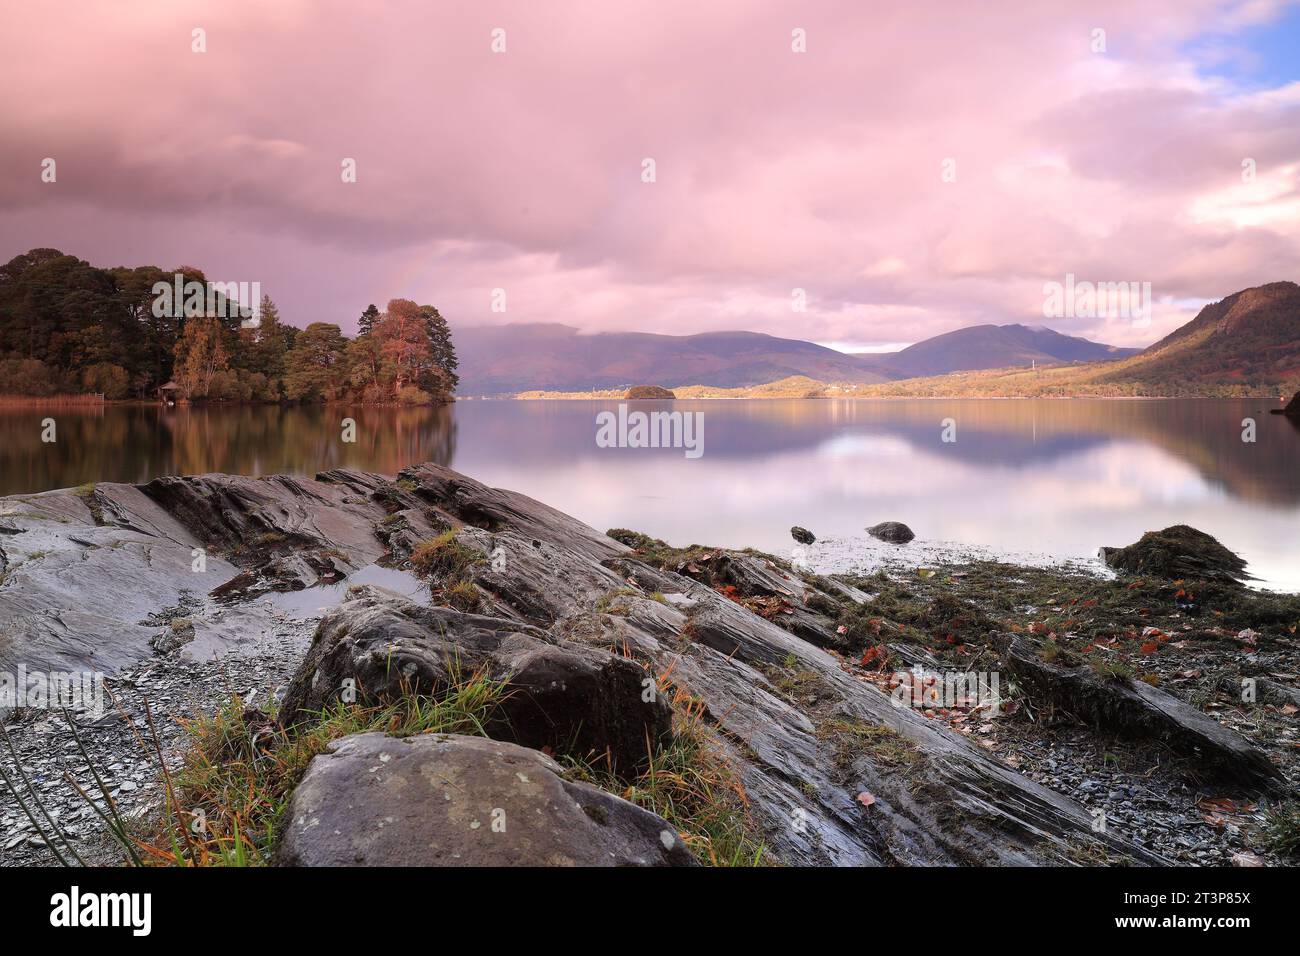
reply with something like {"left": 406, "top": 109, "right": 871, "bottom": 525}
{"left": 419, "top": 304, "right": 459, "bottom": 398}
{"left": 172, "top": 318, "right": 231, "bottom": 399}
{"left": 283, "top": 322, "right": 350, "bottom": 401}
{"left": 374, "top": 299, "right": 433, "bottom": 398}
{"left": 358, "top": 303, "right": 380, "bottom": 337}
{"left": 239, "top": 294, "right": 291, "bottom": 393}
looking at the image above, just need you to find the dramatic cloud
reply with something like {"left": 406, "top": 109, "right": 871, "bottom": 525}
{"left": 1, "top": 0, "right": 1297, "bottom": 347}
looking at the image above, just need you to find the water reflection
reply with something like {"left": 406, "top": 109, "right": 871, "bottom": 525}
{"left": 1, "top": 398, "right": 1296, "bottom": 590}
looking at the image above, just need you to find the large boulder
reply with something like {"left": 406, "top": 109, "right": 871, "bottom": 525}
{"left": 279, "top": 587, "right": 672, "bottom": 771}
{"left": 790, "top": 526, "right": 815, "bottom": 545}
{"left": 275, "top": 733, "right": 698, "bottom": 866}
{"left": 866, "top": 521, "right": 914, "bottom": 544}
{"left": 1101, "top": 525, "right": 1248, "bottom": 584}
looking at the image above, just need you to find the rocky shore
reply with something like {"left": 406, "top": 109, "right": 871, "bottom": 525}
{"left": 1, "top": 465, "right": 1296, "bottom": 866}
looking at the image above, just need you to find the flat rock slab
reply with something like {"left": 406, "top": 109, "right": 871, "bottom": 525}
{"left": 1003, "top": 636, "right": 1285, "bottom": 793}
{"left": 276, "top": 732, "right": 698, "bottom": 867}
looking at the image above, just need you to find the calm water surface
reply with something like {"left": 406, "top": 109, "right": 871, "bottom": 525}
{"left": 2, "top": 399, "right": 1297, "bottom": 590}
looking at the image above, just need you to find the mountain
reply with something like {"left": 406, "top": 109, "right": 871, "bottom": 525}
{"left": 846, "top": 282, "right": 1300, "bottom": 398}
{"left": 1088, "top": 281, "right": 1300, "bottom": 390}
{"left": 453, "top": 325, "right": 893, "bottom": 394}
{"left": 453, "top": 322, "right": 1135, "bottom": 394}
{"left": 859, "top": 324, "right": 1139, "bottom": 378}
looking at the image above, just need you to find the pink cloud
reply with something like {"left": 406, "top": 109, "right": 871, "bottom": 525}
{"left": 0, "top": 0, "right": 1297, "bottom": 348}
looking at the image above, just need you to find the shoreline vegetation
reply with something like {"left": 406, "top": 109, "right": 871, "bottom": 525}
{"left": 514, "top": 373, "right": 1300, "bottom": 402}
{"left": 0, "top": 249, "right": 459, "bottom": 407}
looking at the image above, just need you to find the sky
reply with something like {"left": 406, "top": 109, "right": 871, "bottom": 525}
{"left": 1, "top": 0, "right": 1298, "bottom": 351}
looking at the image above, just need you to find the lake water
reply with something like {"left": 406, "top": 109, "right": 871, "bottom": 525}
{"left": 2, "top": 398, "right": 1298, "bottom": 590}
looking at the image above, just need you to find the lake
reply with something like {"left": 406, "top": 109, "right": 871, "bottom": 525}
{"left": 2, "top": 398, "right": 1297, "bottom": 590}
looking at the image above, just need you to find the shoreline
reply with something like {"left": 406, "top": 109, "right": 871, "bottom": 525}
{"left": 2, "top": 466, "right": 1297, "bottom": 867}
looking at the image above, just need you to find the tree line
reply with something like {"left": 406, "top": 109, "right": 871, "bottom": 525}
{"left": 0, "top": 248, "right": 458, "bottom": 404}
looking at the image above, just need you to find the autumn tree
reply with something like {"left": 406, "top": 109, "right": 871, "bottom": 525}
{"left": 375, "top": 299, "right": 434, "bottom": 398}
{"left": 172, "top": 318, "right": 231, "bottom": 399}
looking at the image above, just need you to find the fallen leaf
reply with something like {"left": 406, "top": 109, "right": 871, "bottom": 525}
{"left": 1231, "top": 851, "right": 1264, "bottom": 867}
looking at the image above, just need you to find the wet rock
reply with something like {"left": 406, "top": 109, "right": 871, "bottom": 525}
{"left": 279, "top": 587, "right": 671, "bottom": 771}
{"left": 1002, "top": 635, "right": 1284, "bottom": 793}
{"left": 867, "top": 521, "right": 915, "bottom": 544}
{"left": 275, "top": 732, "right": 697, "bottom": 867}
{"left": 790, "top": 526, "right": 815, "bottom": 545}
{"left": 1100, "top": 525, "right": 1249, "bottom": 584}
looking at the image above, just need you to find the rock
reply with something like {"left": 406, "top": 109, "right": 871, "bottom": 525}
{"left": 790, "top": 526, "right": 815, "bottom": 545}
{"left": 279, "top": 588, "right": 672, "bottom": 772}
{"left": 1002, "top": 635, "right": 1285, "bottom": 793}
{"left": 2, "top": 463, "right": 1174, "bottom": 866}
{"left": 867, "top": 521, "right": 914, "bottom": 544}
{"left": 275, "top": 732, "right": 698, "bottom": 867}
{"left": 624, "top": 385, "right": 676, "bottom": 400}
{"left": 1267, "top": 391, "right": 1299, "bottom": 418}
{"left": 1100, "top": 525, "right": 1249, "bottom": 584}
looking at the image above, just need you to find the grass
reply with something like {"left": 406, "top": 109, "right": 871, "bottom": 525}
{"left": 138, "top": 670, "right": 505, "bottom": 866}
{"left": 1261, "top": 801, "right": 1300, "bottom": 859}
{"left": 409, "top": 529, "right": 488, "bottom": 612}
{"left": 410, "top": 529, "right": 482, "bottom": 579}
{"left": 565, "top": 701, "right": 769, "bottom": 867}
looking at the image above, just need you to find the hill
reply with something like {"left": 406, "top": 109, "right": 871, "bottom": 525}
{"left": 454, "top": 325, "right": 891, "bottom": 394}
{"left": 845, "top": 282, "right": 1300, "bottom": 398}
{"left": 859, "top": 324, "right": 1138, "bottom": 378}
{"left": 455, "top": 322, "right": 1133, "bottom": 394}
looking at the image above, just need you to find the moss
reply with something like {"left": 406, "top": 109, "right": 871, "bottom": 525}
{"left": 1088, "top": 657, "right": 1135, "bottom": 682}
{"left": 1040, "top": 640, "right": 1081, "bottom": 667}
{"left": 817, "top": 717, "right": 925, "bottom": 774}
{"left": 1102, "top": 525, "right": 1248, "bottom": 585}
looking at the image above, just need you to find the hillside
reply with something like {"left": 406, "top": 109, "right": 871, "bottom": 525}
{"left": 456, "top": 322, "right": 1133, "bottom": 395}
{"left": 859, "top": 324, "right": 1138, "bottom": 378}
{"left": 454, "top": 325, "right": 891, "bottom": 394}
{"left": 847, "top": 283, "right": 1300, "bottom": 398}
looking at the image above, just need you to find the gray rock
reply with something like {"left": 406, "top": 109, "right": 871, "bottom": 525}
{"left": 867, "top": 521, "right": 915, "bottom": 544}
{"left": 275, "top": 732, "right": 697, "bottom": 867}
{"left": 1002, "top": 635, "right": 1285, "bottom": 793}
{"left": 280, "top": 588, "right": 672, "bottom": 772}
{"left": 790, "top": 526, "right": 815, "bottom": 545}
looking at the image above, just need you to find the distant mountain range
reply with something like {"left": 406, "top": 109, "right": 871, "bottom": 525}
{"left": 861, "top": 324, "right": 1139, "bottom": 378}
{"left": 454, "top": 322, "right": 1137, "bottom": 394}
{"left": 848, "top": 282, "right": 1300, "bottom": 398}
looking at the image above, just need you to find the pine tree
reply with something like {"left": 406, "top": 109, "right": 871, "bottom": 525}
{"left": 358, "top": 303, "right": 380, "bottom": 337}
{"left": 419, "top": 304, "right": 459, "bottom": 396}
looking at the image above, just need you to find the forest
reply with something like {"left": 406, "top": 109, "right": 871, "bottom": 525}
{"left": 0, "top": 248, "right": 458, "bottom": 404}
